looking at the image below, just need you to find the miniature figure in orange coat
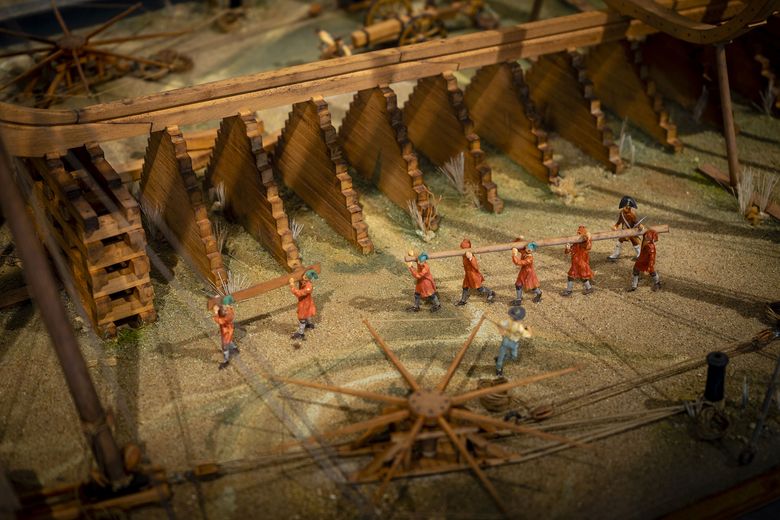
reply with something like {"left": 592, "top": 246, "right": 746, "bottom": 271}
{"left": 628, "top": 229, "right": 661, "bottom": 291}
{"left": 561, "top": 225, "right": 594, "bottom": 296}
{"left": 406, "top": 250, "right": 441, "bottom": 312}
{"left": 608, "top": 196, "right": 642, "bottom": 261}
{"left": 290, "top": 269, "right": 318, "bottom": 340}
{"left": 511, "top": 237, "right": 542, "bottom": 305}
{"left": 212, "top": 296, "right": 239, "bottom": 370}
{"left": 456, "top": 239, "right": 495, "bottom": 305}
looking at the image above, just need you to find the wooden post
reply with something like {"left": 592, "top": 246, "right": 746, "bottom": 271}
{"left": 715, "top": 43, "right": 741, "bottom": 188}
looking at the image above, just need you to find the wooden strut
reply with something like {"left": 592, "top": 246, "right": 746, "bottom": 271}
{"left": 403, "top": 224, "right": 669, "bottom": 261}
{"left": 205, "top": 263, "right": 321, "bottom": 309}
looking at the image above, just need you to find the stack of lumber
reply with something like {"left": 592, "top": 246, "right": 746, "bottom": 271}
{"left": 525, "top": 51, "right": 623, "bottom": 174}
{"left": 23, "top": 144, "right": 156, "bottom": 337}
{"left": 139, "top": 127, "right": 227, "bottom": 285}
{"left": 464, "top": 62, "right": 559, "bottom": 184}
{"left": 403, "top": 72, "right": 503, "bottom": 212}
{"left": 584, "top": 41, "right": 682, "bottom": 152}
{"left": 340, "top": 86, "right": 438, "bottom": 229}
{"left": 273, "top": 96, "right": 374, "bottom": 254}
{"left": 206, "top": 111, "right": 302, "bottom": 272}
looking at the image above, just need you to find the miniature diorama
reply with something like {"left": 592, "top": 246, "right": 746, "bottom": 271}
{"left": 1, "top": 0, "right": 780, "bottom": 518}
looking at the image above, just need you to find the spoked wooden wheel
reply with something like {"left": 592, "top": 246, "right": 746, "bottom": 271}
{"left": 364, "top": 0, "right": 413, "bottom": 26}
{"left": 399, "top": 13, "right": 446, "bottom": 46}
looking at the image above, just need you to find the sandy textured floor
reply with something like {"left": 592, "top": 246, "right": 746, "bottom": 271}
{"left": 1, "top": 1, "right": 780, "bottom": 519}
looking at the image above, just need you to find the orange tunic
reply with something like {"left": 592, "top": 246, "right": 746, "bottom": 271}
{"left": 462, "top": 254, "right": 485, "bottom": 289}
{"left": 634, "top": 241, "right": 656, "bottom": 273}
{"left": 291, "top": 279, "right": 316, "bottom": 320}
{"left": 567, "top": 237, "right": 593, "bottom": 280}
{"left": 409, "top": 262, "right": 437, "bottom": 297}
{"left": 213, "top": 307, "right": 235, "bottom": 346}
{"left": 513, "top": 251, "right": 539, "bottom": 289}
{"left": 615, "top": 207, "right": 641, "bottom": 245}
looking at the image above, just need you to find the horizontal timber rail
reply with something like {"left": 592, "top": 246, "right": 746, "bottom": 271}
{"left": 403, "top": 225, "right": 669, "bottom": 262}
{"left": 0, "top": 1, "right": 745, "bottom": 156}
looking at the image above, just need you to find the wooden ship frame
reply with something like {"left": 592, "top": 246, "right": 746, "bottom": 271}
{"left": 1, "top": 0, "right": 780, "bottom": 517}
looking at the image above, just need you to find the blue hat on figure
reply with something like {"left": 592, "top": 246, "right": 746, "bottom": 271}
{"left": 221, "top": 294, "right": 235, "bottom": 306}
{"left": 418, "top": 252, "right": 429, "bottom": 263}
{"left": 508, "top": 306, "right": 526, "bottom": 321}
{"left": 304, "top": 269, "right": 319, "bottom": 281}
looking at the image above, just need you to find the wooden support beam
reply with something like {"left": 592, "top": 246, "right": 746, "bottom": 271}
{"left": 403, "top": 225, "right": 669, "bottom": 261}
{"left": 526, "top": 51, "right": 623, "bottom": 174}
{"left": 273, "top": 97, "right": 373, "bottom": 254}
{"left": 464, "top": 62, "right": 559, "bottom": 184}
{"left": 584, "top": 41, "right": 682, "bottom": 152}
{"left": 339, "top": 86, "right": 438, "bottom": 229}
{"left": 206, "top": 263, "right": 320, "bottom": 309}
{"left": 403, "top": 73, "right": 503, "bottom": 212}
{"left": 139, "top": 126, "right": 227, "bottom": 285}
{"left": 206, "top": 112, "right": 301, "bottom": 272}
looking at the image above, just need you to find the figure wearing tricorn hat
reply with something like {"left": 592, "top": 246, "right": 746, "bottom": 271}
{"left": 511, "top": 236, "right": 542, "bottom": 305}
{"left": 608, "top": 195, "right": 643, "bottom": 261}
{"left": 290, "top": 269, "right": 319, "bottom": 340}
{"left": 456, "top": 238, "right": 495, "bottom": 306}
{"left": 406, "top": 250, "right": 441, "bottom": 312}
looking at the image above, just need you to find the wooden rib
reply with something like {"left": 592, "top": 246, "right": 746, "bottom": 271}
{"left": 0, "top": 47, "right": 51, "bottom": 59}
{"left": 272, "top": 375, "right": 407, "bottom": 405}
{"left": 450, "top": 408, "right": 587, "bottom": 449}
{"left": 0, "top": 50, "right": 63, "bottom": 91}
{"left": 71, "top": 51, "right": 93, "bottom": 95}
{"left": 438, "top": 416, "right": 508, "bottom": 516}
{"left": 373, "top": 415, "right": 425, "bottom": 503}
{"left": 0, "top": 28, "right": 56, "bottom": 45}
{"left": 363, "top": 319, "right": 420, "bottom": 392}
{"left": 83, "top": 3, "right": 142, "bottom": 41}
{"left": 437, "top": 316, "right": 486, "bottom": 392}
{"left": 51, "top": 0, "right": 70, "bottom": 35}
{"left": 451, "top": 365, "right": 581, "bottom": 405}
{"left": 86, "top": 47, "right": 171, "bottom": 69}
{"left": 303, "top": 410, "right": 410, "bottom": 444}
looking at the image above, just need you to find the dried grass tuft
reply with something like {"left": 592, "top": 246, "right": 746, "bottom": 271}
{"left": 289, "top": 217, "right": 304, "bottom": 241}
{"left": 438, "top": 152, "right": 465, "bottom": 194}
{"left": 550, "top": 176, "right": 585, "bottom": 205}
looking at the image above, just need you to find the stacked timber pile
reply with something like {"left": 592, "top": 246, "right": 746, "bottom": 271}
{"left": 22, "top": 144, "right": 156, "bottom": 337}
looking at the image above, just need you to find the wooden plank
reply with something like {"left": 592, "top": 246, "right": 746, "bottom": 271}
{"left": 0, "top": 2, "right": 747, "bottom": 155}
{"left": 584, "top": 41, "right": 682, "bottom": 151}
{"left": 403, "top": 73, "right": 503, "bottom": 212}
{"left": 273, "top": 98, "right": 373, "bottom": 253}
{"left": 206, "top": 263, "right": 321, "bottom": 309}
{"left": 206, "top": 111, "right": 302, "bottom": 271}
{"left": 339, "top": 86, "right": 435, "bottom": 225}
{"left": 526, "top": 51, "right": 623, "bottom": 173}
{"left": 464, "top": 62, "right": 559, "bottom": 184}
{"left": 139, "top": 126, "right": 227, "bottom": 284}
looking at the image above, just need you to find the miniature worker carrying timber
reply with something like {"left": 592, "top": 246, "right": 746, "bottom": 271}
{"left": 212, "top": 295, "right": 239, "bottom": 370}
{"left": 489, "top": 306, "right": 532, "bottom": 377}
{"left": 290, "top": 270, "right": 319, "bottom": 340}
{"left": 628, "top": 228, "right": 661, "bottom": 292}
{"left": 511, "top": 237, "right": 542, "bottom": 305}
{"left": 456, "top": 238, "right": 495, "bottom": 306}
{"left": 607, "top": 196, "right": 643, "bottom": 261}
{"left": 562, "top": 225, "right": 594, "bottom": 297}
{"left": 406, "top": 250, "right": 441, "bottom": 312}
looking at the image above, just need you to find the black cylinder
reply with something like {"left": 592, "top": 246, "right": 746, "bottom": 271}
{"left": 704, "top": 351, "right": 730, "bottom": 402}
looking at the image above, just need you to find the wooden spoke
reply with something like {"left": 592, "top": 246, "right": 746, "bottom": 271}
{"left": 450, "top": 408, "right": 588, "bottom": 449}
{"left": 363, "top": 319, "right": 420, "bottom": 391}
{"left": 437, "top": 316, "right": 485, "bottom": 392}
{"left": 86, "top": 47, "right": 171, "bottom": 68}
{"left": 71, "top": 51, "right": 92, "bottom": 95}
{"left": 373, "top": 415, "right": 425, "bottom": 503}
{"left": 272, "top": 375, "right": 407, "bottom": 405}
{"left": 83, "top": 3, "right": 143, "bottom": 41}
{"left": 0, "top": 47, "right": 52, "bottom": 59}
{"left": 438, "top": 416, "right": 509, "bottom": 517}
{"left": 90, "top": 30, "right": 191, "bottom": 46}
{"left": 451, "top": 365, "right": 581, "bottom": 406}
{"left": 51, "top": 0, "right": 70, "bottom": 35}
{"left": 0, "top": 50, "right": 63, "bottom": 91}
{"left": 301, "top": 409, "right": 410, "bottom": 445}
{"left": 0, "top": 28, "right": 56, "bottom": 45}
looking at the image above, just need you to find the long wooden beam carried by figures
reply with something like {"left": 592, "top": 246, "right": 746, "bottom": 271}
{"left": 403, "top": 225, "right": 669, "bottom": 261}
{"left": 0, "top": 1, "right": 750, "bottom": 156}
{"left": 205, "top": 263, "right": 321, "bottom": 309}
